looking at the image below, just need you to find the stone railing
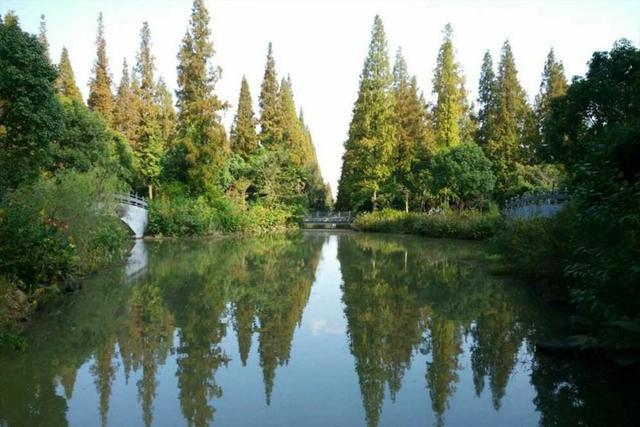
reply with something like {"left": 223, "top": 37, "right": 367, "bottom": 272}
{"left": 304, "top": 211, "right": 353, "bottom": 224}
{"left": 503, "top": 191, "right": 570, "bottom": 219}
{"left": 114, "top": 193, "right": 148, "bottom": 210}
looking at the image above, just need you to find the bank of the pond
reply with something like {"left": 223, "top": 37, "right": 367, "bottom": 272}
{"left": 352, "top": 208, "right": 640, "bottom": 356}
{"left": 352, "top": 208, "right": 503, "bottom": 240}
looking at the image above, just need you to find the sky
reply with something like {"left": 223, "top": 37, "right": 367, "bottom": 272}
{"left": 3, "top": 0, "right": 640, "bottom": 194}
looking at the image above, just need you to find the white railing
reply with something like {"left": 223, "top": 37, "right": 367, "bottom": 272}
{"left": 503, "top": 191, "right": 570, "bottom": 219}
{"left": 114, "top": 193, "right": 148, "bottom": 210}
{"left": 304, "top": 211, "right": 353, "bottom": 223}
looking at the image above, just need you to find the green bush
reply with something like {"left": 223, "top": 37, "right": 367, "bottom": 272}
{"left": 239, "top": 204, "right": 295, "bottom": 234}
{"left": 0, "top": 276, "right": 28, "bottom": 349}
{"left": 489, "top": 206, "right": 575, "bottom": 287}
{"left": 0, "top": 169, "right": 127, "bottom": 289}
{"left": 148, "top": 183, "right": 244, "bottom": 236}
{"left": 353, "top": 209, "right": 503, "bottom": 240}
{"left": 148, "top": 183, "right": 297, "bottom": 236}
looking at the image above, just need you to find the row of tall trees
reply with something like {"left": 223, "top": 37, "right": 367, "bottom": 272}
{"left": 26, "top": 0, "right": 330, "bottom": 209}
{"left": 337, "top": 16, "right": 568, "bottom": 211}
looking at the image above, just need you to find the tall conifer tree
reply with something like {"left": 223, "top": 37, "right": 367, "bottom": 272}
{"left": 485, "top": 40, "right": 531, "bottom": 195}
{"left": 175, "top": 0, "right": 228, "bottom": 192}
{"left": 38, "top": 14, "right": 50, "bottom": 63}
{"left": 279, "top": 76, "right": 307, "bottom": 166}
{"left": 336, "top": 15, "right": 397, "bottom": 211}
{"left": 88, "top": 13, "right": 113, "bottom": 124}
{"left": 135, "top": 21, "right": 163, "bottom": 199}
{"left": 113, "top": 59, "right": 138, "bottom": 143}
{"left": 259, "top": 43, "right": 282, "bottom": 147}
{"left": 230, "top": 76, "right": 258, "bottom": 157}
{"left": 535, "top": 48, "right": 567, "bottom": 136}
{"left": 155, "top": 78, "right": 176, "bottom": 147}
{"left": 56, "top": 47, "right": 84, "bottom": 104}
{"left": 432, "top": 24, "right": 467, "bottom": 149}
{"left": 392, "top": 48, "right": 432, "bottom": 211}
{"left": 477, "top": 51, "right": 497, "bottom": 145}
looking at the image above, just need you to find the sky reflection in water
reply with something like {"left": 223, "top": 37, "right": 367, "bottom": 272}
{"left": 0, "top": 232, "right": 633, "bottom": 426}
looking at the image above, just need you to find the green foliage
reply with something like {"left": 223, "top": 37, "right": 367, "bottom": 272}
{"left": 432, "top": 24, "right": 468, "bottom": 148}
{"left": 544, "top": 40, "right": 640, "bottom": 341}
{"left": 51, "top": 98, "right": 110, "bottom": 172}
{"left": 155, "top": 78, "right": 177, "bottom": 146}
{"left": 37, "top": 14, "right": 49, "bottom": 62}
{"left": 174, "top": 0, "right": 228, "bottom": 193}
{"left": 532, "top": 48, "right": 567, "bottom": 160}
{"left": 113, "top": 59, "right": 139, "bottom": 143}
{"left": 353, "top": 209, "right": 502, "bottom": 240}
{"left": 56, "top": 47, "right": 84, "bottom": 104}
{"left": 0, "top": 16, "right": 63, "bottom": 191}
{"left": 483, "top": 41, "right": 533, "bottom": 198}
{"left": 230, "top": 76, "right": 258, "bottom": 156}
{"left": 259, "top": 43, "right": 282, "bottom": 147}
{"left": 134, "top": 22, "right": 164, "bottom": 198}
{"left": 477, "top": 51, "right": 497, "bottom": 146}
{"left": 392, "top": 48, "right": 434, "bottom": 211}
{"left": 148, "top": 190, "right": 238, "bottom": 236}
{"left": 239, "top": 204, "right": 294, "bottom": 234}
{"left": 147, "top": 182, "right": 294, "bottom": 236}
{"left": 87, "top": 13, "right": 113, "bottom": 124}
{"left": 0, "top": 169, "right": 128, "bottom": 290}
{"left": 0, "top": 276, "right": 28, "bottom": 350}
{"left": 501, "top": 162, "right": 565, "bottom": 200}
{"left": 490, "top": 207, "right": 575, "bottom": 287}
{"left": 430, "top": 143, "right": 495, "bottom": 209}
{"left": 337, "top": 15, "right": 397, "bottom": 211}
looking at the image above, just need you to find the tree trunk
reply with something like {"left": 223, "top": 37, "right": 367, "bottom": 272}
{"left": 372, "top": 188, "right": 378, "bottom": 212}
{"left": 148, "top": 184, "right": 153, "bottom": 200}
{"left": 404, "top": 190, "right": 409, "bottom": 213}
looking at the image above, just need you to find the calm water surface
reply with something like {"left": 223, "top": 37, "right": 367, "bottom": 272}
{"left": 0, "top": 232, "right": 634, "bottom": 426}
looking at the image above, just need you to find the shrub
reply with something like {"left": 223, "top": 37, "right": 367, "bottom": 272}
{"left": 148, "top": 183, "right": 245, "bottom": 236}
{"left": 239, "top": 204, "right": 295, "bottom": 234}
{"left": 489, "top": 205, "right": 575, "bottom": 287}
{"left": 0, "top": 169, "right": 128, "bottom": 290}
{"left": 352, "top": 209, "right": 502, "bottom": 240}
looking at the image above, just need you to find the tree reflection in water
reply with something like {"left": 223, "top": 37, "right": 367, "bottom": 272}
{"left": 0, "top": 232, "right": 635, "bottom": 427}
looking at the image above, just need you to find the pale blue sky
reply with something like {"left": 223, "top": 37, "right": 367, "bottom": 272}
{"left": 4, "top": 0, "right": 639, "bottom": 193}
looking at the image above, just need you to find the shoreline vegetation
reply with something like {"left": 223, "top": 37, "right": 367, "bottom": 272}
{"left": 1, "top": 0, "right": 638, "bottom": 358}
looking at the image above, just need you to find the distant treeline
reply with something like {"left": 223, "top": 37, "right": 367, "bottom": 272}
{"left": 337, "top": 17, "right": 567, "bottom": 211}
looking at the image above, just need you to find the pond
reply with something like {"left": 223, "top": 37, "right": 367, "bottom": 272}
{"left": 0, "top": 231, "right": 634, "bottom": 426}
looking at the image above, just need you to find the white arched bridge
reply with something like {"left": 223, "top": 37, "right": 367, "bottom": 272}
{"left": 503, "top": 191, "right": 570, "bottom": 219}
{"left": 303, "top": 211, "right": 354, "bottom": 227}
{"left": 115, "top": 193, "right": 148, "bottom": 238}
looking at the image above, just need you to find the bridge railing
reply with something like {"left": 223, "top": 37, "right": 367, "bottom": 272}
{"left": 114, "top": 193, "right": 148, "bottom": 210}
{"left": 503, "top": 191, "right": 570, "bottom": 219}
{"left": 304, "top": 211, "right": 353, "bottom": 223}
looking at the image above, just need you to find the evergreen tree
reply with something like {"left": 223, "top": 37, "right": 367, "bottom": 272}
{"left": 0, "top": 14, "right": 63, "bottom": 190}
{"left": 38, "top": 14, "right": 49, "bottom": 63}
{"left": 535, "top": 48, "right": 568, "bottom": 149}
{"left": 477, "top": 50, "right": 497, "bottom": 146}
{"left": 56, "top": 47, "right": 84, "bottom": 104}
{"left": 155, "top": 78, "right": 176, "bottom": 147}
{"left": 432, "top": 24, "right": 467, "bottom": 149}
{"left": 88, "top": 13, "right": 113, "bottom": 125}
{"left": 113, "top": 59, "right": 139, "bottom": 143}
{"left": 174, "top": 0, "right": 228, "bottom": 193}
{"left": 392, "top": 48, "right": 432, "bottom": 211}
{"left": 259, "top": 43, "right": 282, "bottom": 147}
{"left": 279, "top": 76, "right": 307, "bottom": 166}
{"left": 485, "top": 40, "right": 532, "bottom": 196}
{"left": 230, "top": 76, "right": 258, "bottom": 157}
{"left": 299, "top": 109, "right": 330, "bottom": 209}
{"left": 336, "top": 15, "right": 397, "bottom": 211}
{"left": 134, "top": 21, "right": 163, "bottom": 199}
